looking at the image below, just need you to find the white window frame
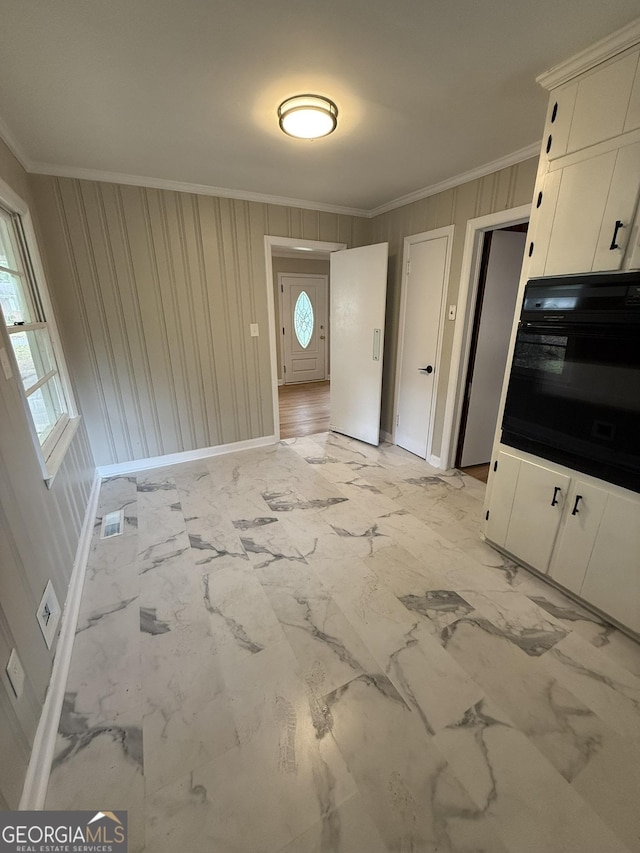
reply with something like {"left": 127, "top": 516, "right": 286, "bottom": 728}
{"left": 0, "top": 177, "right": 79, "bottom": 487}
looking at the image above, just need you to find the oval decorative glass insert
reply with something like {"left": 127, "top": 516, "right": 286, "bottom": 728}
{"left": 294, "top": 291, "right": 314, "bottom": 349}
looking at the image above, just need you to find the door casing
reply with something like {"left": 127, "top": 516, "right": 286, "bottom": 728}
{"left": 440, "top": 204, "right": 531, "bottom": 470}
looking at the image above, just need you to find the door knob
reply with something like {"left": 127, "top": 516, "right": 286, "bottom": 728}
{"left": 419, "top": 365, "right": 433, "bottom": 374}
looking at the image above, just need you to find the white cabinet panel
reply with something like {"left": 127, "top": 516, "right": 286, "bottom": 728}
{"left": 593, "top": 141, "right": 640, "bottom": 270}
{"left": 541, "top": 144, "right": 640, "bottom": 276}
{"left": 622, "top": 52, "right": 640, "bottom": 133}
{"left": 543, "top": 83, "right": 578, "bottom": 161}
{"left": 580, "top": 493, "right": 640, "bottom": 633}
{"left": 504, "top": 461, "right": 570, "bottom": 573}
{"left": 485, "top": 451, "right": 520, "bottom": 546}
{"left": 567, "top": 52, "right": 639, "bottom": 153}
{"left": 548, "top": 480, "right": 609, "bottom": 594}
{"left": 544, "top": 150, "right": 619, "bottom": 275}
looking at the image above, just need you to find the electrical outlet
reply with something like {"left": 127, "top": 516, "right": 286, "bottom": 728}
{"left": 36, "top": 580, "right": 61, "bottom": 649}
{"left": 250, "top": 323, "right": 259, "bottom": 337}
{"left": 6, "top": 649, "right": 25, "bottom": 699}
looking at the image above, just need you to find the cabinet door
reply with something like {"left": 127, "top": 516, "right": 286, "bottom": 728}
{"left": 484, "top": 451, "right": 521, "bottom": 547}
{"left": 566, "top": 51, "right": 639, "bottom": 153}
{"left": 592, "top": 141, "right": 640, "bottom": 270}
{"left": 580, "top": 493, "right": 640, "bottom": 633}
{"left": 548, "top": 480, "right": 608, "bottom": 594}
{"left": 543, "top": 150, "right": 618, "bottom": 275}
{"left": 542, "top": 144, "right": 640, "bottom": 275}
{"left": 504, "top": 461, "right": 570, "bottom": 573}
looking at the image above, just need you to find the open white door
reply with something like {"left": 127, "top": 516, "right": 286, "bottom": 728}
{"left": 330, "top": 243, "right": 388, "bottom": 445}
{"left": 395, "top": 227, "right": 453, "bottom": 460}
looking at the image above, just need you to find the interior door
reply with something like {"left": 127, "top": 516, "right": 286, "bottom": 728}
{"left": 395, "top": 229, "right": 451, "bottom": 459}
{"left": 330, "top": 243, "right": 388, "bottom": 445}
{"left": 281, "top": 274, "right": 328, "bottom": 383}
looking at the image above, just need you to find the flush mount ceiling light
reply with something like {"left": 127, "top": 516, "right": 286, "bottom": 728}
{"left": 278, "top": 94, "right": 338, "bottom": 140}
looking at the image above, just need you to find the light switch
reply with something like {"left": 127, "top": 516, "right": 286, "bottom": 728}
{"left": 448, "top": 305, "right": 457, "bottom": 321}
{"left": 250, "top": 323, "right": 259, "bottom": 337}
{"left": 0, "top": 348, "right": 12, "bottom": 380}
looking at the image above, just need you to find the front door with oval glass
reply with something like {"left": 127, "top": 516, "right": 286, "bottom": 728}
{"left": 280, "top": 274, "right": 328, "bottom": 383}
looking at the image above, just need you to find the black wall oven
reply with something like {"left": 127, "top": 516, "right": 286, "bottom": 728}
{"left": 501, "top": 271, "right": 640, "bottom": 493}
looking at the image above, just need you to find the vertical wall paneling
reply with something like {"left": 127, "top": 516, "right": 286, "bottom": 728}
{"left": 32, "top": 176, "right": 373, "bottom": 464}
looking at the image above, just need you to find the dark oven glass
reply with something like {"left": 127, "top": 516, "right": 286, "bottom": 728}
{"left": 502, "top": 321, "right": 640, "bottom": 492}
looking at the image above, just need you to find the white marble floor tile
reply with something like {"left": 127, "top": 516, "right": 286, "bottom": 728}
{"left": 434, "top": 698, "right": 631, "bottom": 853}
{"left": 323, "top": 673, "right": 511, "bottom": 853}
{"left": 275, "top": 793, "right": 388, "bottom": 853}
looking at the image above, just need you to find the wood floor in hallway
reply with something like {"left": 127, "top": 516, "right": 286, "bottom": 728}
{"left": 278, "top": 380, "right": 330, "bottom": 439}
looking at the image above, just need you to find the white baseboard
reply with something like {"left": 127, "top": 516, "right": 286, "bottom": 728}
{"left": 428, "top": 454, "right": 443, "bottom": 469}
{"left": 277, "top": 379, "right": 284, "bottom": 386}
{"left": 19, "top": 471, "right": 102, "bottom": 810}
{"left": 380, "top": 430, "right": 393, "bottom": 443}
{"left": 97, "top": 434, "right": 277, "bottom": 478}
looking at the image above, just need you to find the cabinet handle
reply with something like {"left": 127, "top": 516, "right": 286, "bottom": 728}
{"left": 571, "top": 494, "right": 583, "bottom": 516}
{"left": 609, "top": 220, "right": 624, "bottom": 250}
{"left": 551, "top": 486, "right": 561, "bottom": 507}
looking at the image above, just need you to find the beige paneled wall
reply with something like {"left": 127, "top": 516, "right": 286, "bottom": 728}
{"left": 272, "top": 256, "right": 331, "bottom": 382}
{"left": 31, "top": 176, "right": 371, "bottom": 466}
{"left": 0, "top": 139, "right": 96, "bottom": 806}
{"left": 371, "top": 156, "right": 538, "bottom": 457}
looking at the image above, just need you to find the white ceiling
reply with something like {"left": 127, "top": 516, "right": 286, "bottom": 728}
{"left": 0, "top": 0, "right": 638, "bottom": 214}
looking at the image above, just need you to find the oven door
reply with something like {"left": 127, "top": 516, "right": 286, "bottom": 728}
{"left": 501, "top": 320, "right": 640, "bottom": 492}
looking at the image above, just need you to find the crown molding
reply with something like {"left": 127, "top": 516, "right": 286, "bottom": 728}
{"left": 368, "top": 142, "right": 541, "bottom": 217}
{"left": 537, "top": 16, "right": 640, "bottom": 90}
{"left": 27, "top": 161, "right": 371, "bottom": 218}
{"left": 0, "top": 116, "right": 33, "bottom": 171}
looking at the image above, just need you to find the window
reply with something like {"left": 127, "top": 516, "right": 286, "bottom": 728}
{"left": 0, "top": 196, "right": 77, "bottom": 483}
{"left": 294, "top": 290, "right": 314, "bottom": 349}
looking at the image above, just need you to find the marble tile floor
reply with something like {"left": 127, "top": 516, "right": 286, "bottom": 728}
{"left": 45, "top": 432, "right": 640, "bottom": 853}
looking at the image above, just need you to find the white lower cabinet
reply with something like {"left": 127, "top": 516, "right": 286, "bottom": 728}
{"left": 486, "top": 450, "right": 569, "bottom": 573}
{"left": 485, "top": 448, "right": 640, "bottom": 634}
{"left": 548, "top": 480, "right": 609, "bottom": 593}
{"left": 578, "top": 493, "right": 640, "bottom": 634}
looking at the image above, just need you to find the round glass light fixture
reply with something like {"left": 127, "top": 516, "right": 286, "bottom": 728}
{"left": 278, "top": 94, "right": 338, "bottom": 140}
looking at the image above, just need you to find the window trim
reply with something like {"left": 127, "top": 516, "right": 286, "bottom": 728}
{"left": 0, "top": 177, "right": 79, "bottom": 487}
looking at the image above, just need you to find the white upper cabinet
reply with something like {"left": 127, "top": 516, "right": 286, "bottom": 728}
{"left": 543, "top": 50, "right": 640, "bottom": 161}
{"left": 566, "top": 51, "right": 639, "bottom": 153}
{"left": 536, "top": 140, "right": 640, "bottom": 276}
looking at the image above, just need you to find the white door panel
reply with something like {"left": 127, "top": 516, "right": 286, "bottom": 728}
{"left": 395, "top": 230, "right": 451, "bottom": 459}
{"left": 330, "top": 243, "right": 388, "bottom": 446}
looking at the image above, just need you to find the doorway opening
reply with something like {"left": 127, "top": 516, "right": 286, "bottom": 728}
{"left": 455, "top": 223, "right": 528, "bottom": 482}
{"left": 264, "top": 237, "right": 346, "bottom": 440}
{"left": 438, "top": 204, "right": 531, "bottom": 473}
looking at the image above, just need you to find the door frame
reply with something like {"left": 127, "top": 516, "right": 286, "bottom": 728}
{"left": 393, "top": 225, "right": 454, "bottom": 465}
{"left": 264, "top": 236, "right": 346, "bottom": 441}
{"left": 439, "top": 204, "right": 531, "bottom": 470}
{"left": 278, "top": 272, "right": 329, "bottom": 383}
